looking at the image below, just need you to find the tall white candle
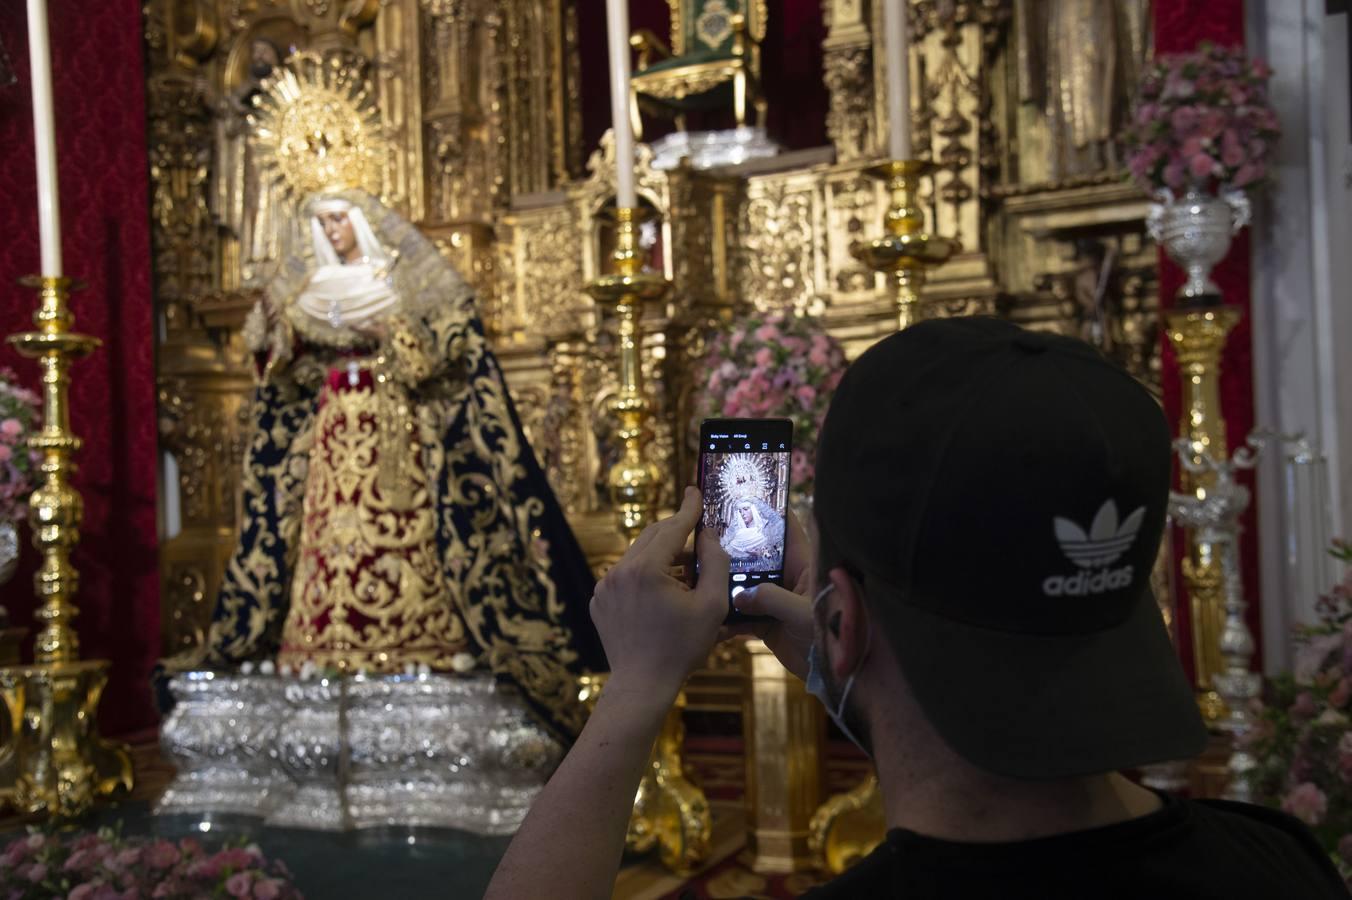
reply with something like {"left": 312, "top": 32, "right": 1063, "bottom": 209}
{"left": 26, "top": 0, "right": 63, "bottom": 277}
{"left": 605, "top": 0, "right": 637, "bottom": 209}
{"left": 882, "top": 0, "right": 912, "bottom": 160}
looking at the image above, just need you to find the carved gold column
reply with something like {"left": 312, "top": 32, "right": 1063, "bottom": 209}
{"left": 577, "top": 674, "right": 711, "bottom": 873}
{"left": 0, "top": 277, "right": 133, "bottom": 816}
{"left": 851, "top": 160, "right": 959, "bottom": 330}
{"left": 585, "top": 207, "right": 669, "bottom": 543}
{"left": 743, "top": 639, "right": 824, "bottom": 873}
{"left": 1166, "top": 306, "right": 1241, "bottom": 726}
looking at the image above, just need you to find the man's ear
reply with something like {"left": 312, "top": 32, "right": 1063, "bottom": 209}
{"left": 825, "top": 567, "right": 867, "bottom": 680}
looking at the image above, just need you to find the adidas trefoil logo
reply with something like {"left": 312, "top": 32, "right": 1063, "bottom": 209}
{"left": 1043, "top": 500, "right": 1145, "bottom": 597}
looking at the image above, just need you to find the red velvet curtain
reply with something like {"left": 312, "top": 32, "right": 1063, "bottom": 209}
{"left": 0, "top": 0, "right": 160, "bottom": 735}
{"left": 578, "top": 0, "right": 829, "bottom": 154}
{"left": 1152, "top": 0, "right": 1261, "bottom": 675}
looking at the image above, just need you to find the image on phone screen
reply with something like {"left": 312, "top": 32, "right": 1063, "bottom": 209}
{"left": 697, "top": 418, "right": 793, "bottom": 618}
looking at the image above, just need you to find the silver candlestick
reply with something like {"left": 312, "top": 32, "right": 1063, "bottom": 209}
{"left": 1168, "top": 432, "right": 1317, "bottom": 801}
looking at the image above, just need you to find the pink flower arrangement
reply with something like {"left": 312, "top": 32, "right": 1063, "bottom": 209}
{"left": 695, "top": 311, "right": 848, "bottom": 497}
{"left": 1123, "top": 42, "right": 1280, "bottom": 196}
{"left": 0, "top": 367, "right": 41, "bottom": 524}
{"left": 1246, "top": 540, "right": 1352, "bottom": 885}
{"left": 0, "top": 827, "right": 302, "bottom": 900}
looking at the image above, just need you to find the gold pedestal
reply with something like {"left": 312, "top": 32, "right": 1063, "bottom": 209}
{"left": 742, "top": 640, "right": 824, "bottom": 873}
{"left": 1166, "top": 304, "right": 1241, "bottom": 727}
{"left": 851, "top": 161, "right": 960, "bottom": 330}
{"left": 0, "top": 277, "right": 133, "bottom": 816}
{"left": 584, "top": 207, "right": 671, "bottom": 544}
{"left": 578, "top": 675, "right": 711, "bottom": 873}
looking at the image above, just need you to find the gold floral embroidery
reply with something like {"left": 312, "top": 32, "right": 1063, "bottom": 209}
{"left": 277, "top": 382, "right": 466, "bottom": 672}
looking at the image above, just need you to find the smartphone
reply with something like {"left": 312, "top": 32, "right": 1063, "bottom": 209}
{"left": 696, "top": 418, "right": 794, "bottom": 622}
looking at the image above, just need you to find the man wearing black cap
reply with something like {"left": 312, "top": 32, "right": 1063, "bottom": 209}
{"left": 485, "top": 318, "right": 1347, "bottom": 899}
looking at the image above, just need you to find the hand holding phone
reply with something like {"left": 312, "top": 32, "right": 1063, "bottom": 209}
{"left": 696, "top": 418, "right": 794, "bottom": 624}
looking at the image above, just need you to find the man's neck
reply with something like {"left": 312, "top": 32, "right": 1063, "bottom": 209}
{"left": 874, "top": 749, "right": 1162, "bottom": 843}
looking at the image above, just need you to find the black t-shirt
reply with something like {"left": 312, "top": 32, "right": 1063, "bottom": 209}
{"left": 800, "top": 793, "right": 1349, "bottom": 899}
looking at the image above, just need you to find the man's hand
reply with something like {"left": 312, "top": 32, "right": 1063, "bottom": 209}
{"left": 590, "top": 486, "right": 729, "bottom": 699}
{"left": 720, "top": 509, "right": 815, "bottom": 680}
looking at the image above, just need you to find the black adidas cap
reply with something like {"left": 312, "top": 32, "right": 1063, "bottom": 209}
{"left": 814, "top": 317, "right": 1207, "bottom": 779}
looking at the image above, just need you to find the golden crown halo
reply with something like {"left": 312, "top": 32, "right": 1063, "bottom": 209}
{"left": 248, "top": 51, "right": 384, "bottom": 200}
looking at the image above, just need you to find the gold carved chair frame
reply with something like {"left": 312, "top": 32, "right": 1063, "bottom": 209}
{"left": 629, "top": 0, "right": 769, "bottom": 139}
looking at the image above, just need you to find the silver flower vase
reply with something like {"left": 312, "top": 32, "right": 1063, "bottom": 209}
{"left": 1147, "top": 188, "right": 1251, "bottom": 305}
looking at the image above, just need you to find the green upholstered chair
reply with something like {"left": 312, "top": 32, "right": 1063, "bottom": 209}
{"left": 628, "top": 0, "right": 768, "bottom": 140}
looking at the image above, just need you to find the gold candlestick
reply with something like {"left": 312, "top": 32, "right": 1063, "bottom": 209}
{"left": 1166, "top": 305, "right": 1242, "bottom": 727}
{"left": 851, "top": 160, "right": 959, "bottom": 330}
{"left": 585, "top": 207, "right": 671, "bottom": 543}
{"left": 578, "top": 674, "right": 711, "bottom": 873}
{"left": 0, "top": 276, "right": 133, "bottom": 817}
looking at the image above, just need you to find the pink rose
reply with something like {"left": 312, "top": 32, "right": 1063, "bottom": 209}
{"left": 1282, "top": 782, "right": 1328, "bottom": 826}
{"left": 20, "top": 862, "right": 47, "bottom": 882}
{"left": 1187, "top": 152, "right": 1217, "bottom": 182}
{"left": 795, "top": 385, "right": 817, "bottom": 410}
{"left": 1220, "top": 129, "right": 1246, "bottom": 168}
{"left": 1169, "top": 106, "right": 1199, "bottom": 135}
{"left": 754, "top": 324, "right": 780, "bottom": 343}
{"left": 729, "top": 331, "right": 745, "bottom": 351}
{"left": 1339, "top": 833, "right": 1352, "bottom": 865}
{"left": 114, "top": 847, "right": 141, "bottom": 869}
{"left": 25, "top": 834, "right": 44, "bottom": 851}
{"left": 253, "top": 879, "right": 282, "bottom": 900}
{"left": 1291, "top": 691, "right": 1318, "bottom": 720}
{"left": 1339, "top": 732, "right": 1352, "bottom": 782}
{"left": 227, "top": 873, "right": 254, "bottom": 898}
{"left": 68, "top": 885, "right": 97, "bottom": 900}
{"left": 753, "top": 347, "right": 774, "bottom": 368}
{"left": 0, "top": 418, "right": 21, "bottom": 437}
{"left": 63, "top": 849, "right": 97, "bottom": 873}
{"left": 1232, "top": 162, "right": 1264, "bottom": 187}
{"left": 1162, "top": 159, "right": 1187, "bottom": 192}
{"left": 808, "top": 346, "right": 829, "bottom": 367}
{"left": 144, "top": 841, "right": 180, "bottom": 871}
{"left": 2, "top": 840, "right": 30, "bottom": 868}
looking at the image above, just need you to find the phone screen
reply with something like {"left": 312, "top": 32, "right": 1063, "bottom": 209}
{"left": 697, "top": 418, "right": 794, "bottom": 620}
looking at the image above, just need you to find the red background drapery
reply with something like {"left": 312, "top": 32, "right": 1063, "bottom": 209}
{"left": 0, "top": 0, "right": 160, "bottom": 735}
{"left": 1152, "top": 0, "right": 1262, "bottom": 677}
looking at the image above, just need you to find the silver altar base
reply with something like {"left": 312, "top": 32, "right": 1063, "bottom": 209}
{"left": 156, "top": 672, "right": 292, "bottom": 820}
{"left": 650, "top": 127, "right": 780, "bottom": 171}
{"left": 158, "top": 671, "right": 563, "bottom": 835}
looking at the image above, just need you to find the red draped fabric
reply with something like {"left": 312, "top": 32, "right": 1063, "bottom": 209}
{"left": 0, "top": 1, "right": 160, "bottom": 734}
{"left": 1152, "top": 0, "right": 1261, "bottom": 676}
{"left": 578, "top": 0, "right": 829, "bottom": 154}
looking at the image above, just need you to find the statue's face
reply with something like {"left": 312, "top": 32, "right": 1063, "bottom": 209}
{"left": 318, "top": 210, "right": 359, "bottom": 261}
{"left": 740, "top": 505, "right": 754, "bottom": 526}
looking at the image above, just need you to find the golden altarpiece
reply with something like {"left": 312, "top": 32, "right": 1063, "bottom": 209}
{"left": 143, "top": 0, "right": 1164, "bottom": 871}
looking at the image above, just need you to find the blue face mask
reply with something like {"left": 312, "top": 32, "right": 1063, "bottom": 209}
{"left": 805, "top": 582, "right": 872, "bottom": 756}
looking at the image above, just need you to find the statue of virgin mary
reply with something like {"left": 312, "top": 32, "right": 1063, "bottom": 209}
{"left": 206, "top": 187, "right": 603, "bottom": 739}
